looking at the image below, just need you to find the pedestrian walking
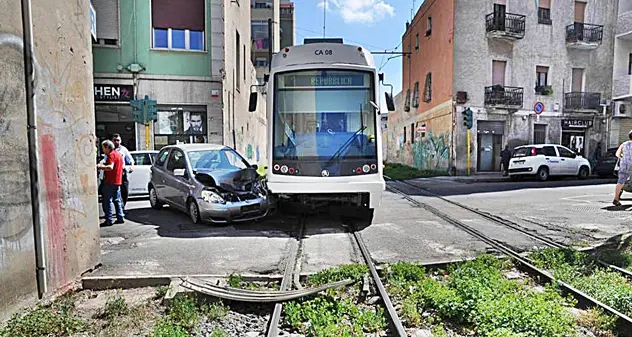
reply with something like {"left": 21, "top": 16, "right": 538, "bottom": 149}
{"left": 97, "top": 140, "right": 125, "bottom": 226}
{"left": 613, "top": 131, "right": 632, "bottom": 206}
{"left": 500, "top": 145, "right": 512, "bottom": 176}
{"left": 111, "top": 133, "right": 134, "bottom": 206}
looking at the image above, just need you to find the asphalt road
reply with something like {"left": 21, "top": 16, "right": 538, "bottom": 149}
{"left": 93, "top": 177, "right": 632, "bottom": 277}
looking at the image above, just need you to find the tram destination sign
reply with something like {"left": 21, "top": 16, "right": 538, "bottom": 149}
{"left": 285, "top": 74, "right": 365, "bottom": 87}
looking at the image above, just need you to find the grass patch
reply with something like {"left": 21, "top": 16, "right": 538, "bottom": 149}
{"left": 383, "top": 163, "right": 446, "bottom": 181}
{"left": 227, "top": 273, "right": 280, "bottom": 291}
{"left": 531, "top": 247, "right": 632, "bottom": 322}
{"left": 283, "top": 264, "right": 386, "bottom": 336}
{"left": 385, "top": 255, "right": 581, "bottom": 337}
{"left": 155, "top": 285, "right": 170, "bottom": 299}
{"left": 151, "top": 294, "right": 229, "bottom": 337}
{"left": 96, "top": 295, "right": 129, "bottom": 320}
{"left": 0, "top": 293, "right": 85, "bottom": 337}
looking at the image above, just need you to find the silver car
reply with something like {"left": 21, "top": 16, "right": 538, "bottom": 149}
{"left": 148, "top": 144, "right": 272, "bottom": 224}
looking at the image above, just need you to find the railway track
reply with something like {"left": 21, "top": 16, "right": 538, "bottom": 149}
{"left": 388, "top": 178, "right": 632, "bottom": 279}
{"left": 264, "top": 214, "right": 408, "bottom": 337}
{"left": 384, "top": 179, "right": 632, "bottom": 335}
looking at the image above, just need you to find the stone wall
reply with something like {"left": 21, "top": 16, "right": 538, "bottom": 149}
{"left": 0, "top": 0, "right": 100, "bottom": 320}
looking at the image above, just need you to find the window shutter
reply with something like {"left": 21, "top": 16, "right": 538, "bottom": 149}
{"left": 93, "top": 0, "right": 119, "bottom": 40}
{"left": 539, "top": 0, "right": 551, "bottom": 9}
{"left": 152, "top": 0, "right": 205, "bottom": 31}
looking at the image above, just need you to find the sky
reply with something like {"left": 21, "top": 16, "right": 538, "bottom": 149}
{"left": 292, "top": 0, "right": 424, "bottom": 111}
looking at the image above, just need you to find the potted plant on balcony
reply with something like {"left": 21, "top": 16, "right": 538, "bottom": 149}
{"left": 535, "top": 85, "right": 553, "bottom": 96}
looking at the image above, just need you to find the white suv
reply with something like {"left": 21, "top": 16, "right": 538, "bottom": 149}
{"left": 508, "top": 144, "right": 591, "bottom": 181}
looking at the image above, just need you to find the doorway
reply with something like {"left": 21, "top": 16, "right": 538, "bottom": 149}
{"left": 477, "top": 133, "right": 503, "bottom": 172}
{"left": 96, "top": 122, "right": 136, "bottom": 151}
{"left": 572, "top": 68, "right": 584, "bottom": 92}
{"left": 492, "top": 60, "right": 507, "bottom": 86}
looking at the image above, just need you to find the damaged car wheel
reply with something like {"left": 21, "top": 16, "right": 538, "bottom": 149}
{"left": 149, "top": 186, "right": 163, "bottom": 209}
{"left": 188, "top": 198, "right": 201, "bottom": 224}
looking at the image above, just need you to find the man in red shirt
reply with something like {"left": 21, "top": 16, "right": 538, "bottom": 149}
{"left": 97, "top": 140, "right": 125, "bottom": 226}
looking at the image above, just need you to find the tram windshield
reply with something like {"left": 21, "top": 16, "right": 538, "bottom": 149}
{"left": 272, "top": 69, "right": 377, "bottom": 161}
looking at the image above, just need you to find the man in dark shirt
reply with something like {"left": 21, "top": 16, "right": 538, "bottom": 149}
{"left": 500, "top": 145, "right": 512, "bottom": 176}
{"left": 97, "top": 140, "right": 125, "bottom": 226}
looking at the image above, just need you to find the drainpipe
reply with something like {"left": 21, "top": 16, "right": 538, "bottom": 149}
{"left": 21, "top": 0, "right": 47, "bottom": 298}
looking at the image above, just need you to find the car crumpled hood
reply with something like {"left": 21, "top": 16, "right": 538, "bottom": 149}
{"left": 194, "top": 167, "right": 260, "bottom": 193}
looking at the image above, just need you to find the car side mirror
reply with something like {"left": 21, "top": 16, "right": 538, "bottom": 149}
{"left": 248, "top": 92, "right": 258, "bottom": 112}
{"left": 173, "top": 168, "right": 186, "bottom": 177}
{"left": 251, "top": 164, "right": 258, "bottom": 170}
{"left": 385, "top": 92, "right": 395, "bottom": 112}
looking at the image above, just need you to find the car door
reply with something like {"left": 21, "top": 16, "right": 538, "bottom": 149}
{"left": 128, "top": 152, "right": 153, "bottom": 195}
{"left": 164, "top": 149, "right": 191, "bottom": 209}
{"left": 151, "top": 149, "right": 171, "bottom": 200}
{"left": 540, "top": 146, "right": 562, "bottom": 175}
{"left": 557, "top": 146, "right": 578, "bottom": 174}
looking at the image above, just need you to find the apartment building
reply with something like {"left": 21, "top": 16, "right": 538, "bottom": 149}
{"left": 250, "top": 0, "right": 295, "bottom": 83}
{"left": 92, "top": 0, "right": 266, "bottom": 162}
{"left": 611, "top": 0, "right": 632, "bottom": 147}
{"left": 387, "top": 0, "right": 617, "bottom": 174}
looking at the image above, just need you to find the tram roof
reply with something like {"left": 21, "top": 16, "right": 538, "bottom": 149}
{"left": 270, "top": 43, "right": 376, "bottom": 69}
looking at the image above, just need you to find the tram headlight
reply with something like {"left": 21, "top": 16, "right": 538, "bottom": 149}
{"left": 288, "top": 167, "right": 295, "bottom": 174}
{"left": 355, "top": 167, "right": 363, "bottom": 174}
{"left": 201, "top": 190, "right": 225, "bottom": 204}
{"left": 273, "top": 164, "right": 280, "bottom": 171}
{"left": 370, "top": 164, "right": 377, "bottom": 170}
{"left": 362, "top": 165, "right": 370, "bottom": 173}
{"left": 281, "top": 165, "right": 288, "bottom": 174}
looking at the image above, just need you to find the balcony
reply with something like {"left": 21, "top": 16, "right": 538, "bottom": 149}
{"left": 564, "top": 92, "right": 601, "bottom": 112}
{"left": 485, "top": 12, "right": 526, "bottom": 40}
{"left": 566, "top": 23, "right": 603, "bottom": 49}
{"left": 484, "top": 85, "right": 524, "bottom": 108}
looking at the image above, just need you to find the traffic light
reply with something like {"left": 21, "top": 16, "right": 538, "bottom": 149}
{"left": 144, "top": 96, "right": 158, "bottom": 122}
{"left": 130, "top": 99, "right": 144, "bottom": 124}
{"left": 463, "top": 108, "right": 473, "bottom": 129}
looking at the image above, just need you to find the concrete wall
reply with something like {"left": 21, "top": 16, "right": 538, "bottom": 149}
{"left": 0, "top": 0, "right": 100, "bottom": 320}
{"left": 223, "top": 0, "right": 267, "bottom": 163}
{"left": 452, "top": 0, "right": 617, "bottom": 172}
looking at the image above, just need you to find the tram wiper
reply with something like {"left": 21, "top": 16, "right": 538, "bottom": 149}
{"left": 324, "top": 125, "right": 367, "bottom": 167}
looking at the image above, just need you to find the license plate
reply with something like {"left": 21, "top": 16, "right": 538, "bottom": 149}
{"left": 241, "top": 204, "right": 260, "bottom": 213}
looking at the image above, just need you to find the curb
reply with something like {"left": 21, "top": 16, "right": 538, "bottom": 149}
{"left": 81, "top": 258, "right": 494, "bottom": 291}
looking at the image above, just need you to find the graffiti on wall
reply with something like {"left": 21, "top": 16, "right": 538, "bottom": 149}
{"left": 412, "top": 132, "right": 450, "bottom": 172}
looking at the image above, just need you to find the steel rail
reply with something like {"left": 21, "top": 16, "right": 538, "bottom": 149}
{"left": 389, "top": 179, "right": 632, "bottom": 280}
{"left": 265, "top": 216, "right": 305, "bottom": 337}
{"left": 351, "top": 231, "right": 408, "bottom": 337}
{"left": 386, "top": 184, "right": 632, "bottom": 335}
{"left": 180, "top": 277, "right": 353, "bottom": 302}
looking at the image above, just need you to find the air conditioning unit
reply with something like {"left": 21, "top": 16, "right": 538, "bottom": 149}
{"left": 614, "top": 101, "right": 632, "bottom": 117}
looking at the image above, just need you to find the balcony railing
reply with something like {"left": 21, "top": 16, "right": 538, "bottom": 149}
{"left": 485, "top": 12, "right": 526, "bottom": 39}
{"left": 484, "top": 85, "right": 524, "bottom": 107}
{"left": 566, "top": 23, "right": 604, "bottom": 44}
{"left": 564, "top": 92, "right": 601, "bottom": 111}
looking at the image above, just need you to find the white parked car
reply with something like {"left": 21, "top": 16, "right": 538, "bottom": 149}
{"left": 128, "top": 151, "right": 158, "bottom": 196}
{"left": 98, "top": 150, "right": 158, "bottom": 197}
{"left": 508, "top": 144, "right": 591, "bottom": 181}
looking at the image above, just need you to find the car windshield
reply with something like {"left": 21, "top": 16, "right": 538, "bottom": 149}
{"left": 187, "top": 149, "right": 248, "bottom": 171}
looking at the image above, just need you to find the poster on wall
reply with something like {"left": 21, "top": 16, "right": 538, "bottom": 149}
{"left": 570, "top": 135, "right": 584, "bottom": 154}
{"left": 183, "top": 111, "right": 206, "bottom": 135}
{"left": 156, "top": 111, "right": 178, "bottom": 135}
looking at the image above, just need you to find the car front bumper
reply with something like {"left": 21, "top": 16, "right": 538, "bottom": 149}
{"left": 197, "top": 195, "right": 274, "bottom": 224}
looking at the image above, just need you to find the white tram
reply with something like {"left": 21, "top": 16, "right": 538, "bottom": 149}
{"left": 249, "top": 38, "right": 396, "bottom": 220}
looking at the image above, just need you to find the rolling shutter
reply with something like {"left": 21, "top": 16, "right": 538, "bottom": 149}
{"left": 93, "top": 0, "right": 119, "bottom": 40}
{"left": 477, "top": 121, "right": 505, "bottom": 134}
{"left": 619, "top": 119, "right": 632, "bottom": 144}
{"left": 152, "top": 0, "right": 205, "bottom": 31}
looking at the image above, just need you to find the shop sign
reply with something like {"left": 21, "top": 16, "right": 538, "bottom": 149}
{"left": 94, "top": 84, "right": 133, "bottom": 102}
{"left": 562, "top": 119, "right": 593, "bottom": 129}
